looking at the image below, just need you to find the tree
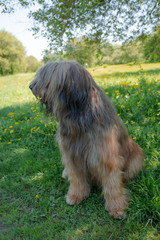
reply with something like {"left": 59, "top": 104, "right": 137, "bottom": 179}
{"left": 42, "top": 50, "right": 64, "bottom": 63}
{"left": 63, "top": 38, "right": 98, "bottom": 67}
{"left": 143, "top": 27, "right": 160, "bottom": 62}
{"left": 0, "top": 30, "right": 26, "bottom": 75}
{"left": 25, "top": 55, "right": 43, "bottom": 72}
{"left": 1, "top": 0, "right": 160, "bottom": 50}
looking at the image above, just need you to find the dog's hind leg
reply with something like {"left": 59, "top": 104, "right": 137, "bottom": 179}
{"left": 122, "top": 138, "right": 144, "bottom": 182}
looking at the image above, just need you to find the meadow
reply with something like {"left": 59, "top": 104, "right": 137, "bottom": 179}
{"left": 0, "top": 63, "right": 160, "bottom": 240}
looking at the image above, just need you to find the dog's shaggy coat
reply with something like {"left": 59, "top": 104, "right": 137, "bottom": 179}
{"left": 29, "top": 61, "right": 144, "bottom": 218}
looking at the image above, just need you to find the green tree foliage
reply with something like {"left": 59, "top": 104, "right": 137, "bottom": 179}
{"left": 63, "top": 38, "right": 98, "bottom": 67}
{"left": 0, "top": 30, "right": 26, "bottom": 75}
{"left": 1, "top": 0, "right": 160, "bottom": 50}
{"left": 42, "top": 50, "right": 64, "bottom": 63}
{"left": 143, "top": 27, "right": 160, "bottom": 62}
{"left": 25, "top": 55, "right": 43, "bottom": 72}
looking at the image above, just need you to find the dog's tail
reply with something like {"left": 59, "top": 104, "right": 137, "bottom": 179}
{"left": 122, "top": 137, "right": 144, "bottom": 181}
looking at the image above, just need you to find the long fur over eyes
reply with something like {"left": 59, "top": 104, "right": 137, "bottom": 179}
{"left": 30, "top": 61, "right": 144, "bottom": 219}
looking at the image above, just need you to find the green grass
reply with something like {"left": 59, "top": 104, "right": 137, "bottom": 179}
{"left": 0, "top": 64, "right": 160, "bottom": 240}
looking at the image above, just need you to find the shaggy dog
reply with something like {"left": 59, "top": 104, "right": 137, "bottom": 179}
{"left": 29, "top": 61, "right": 144, "bottom": 219}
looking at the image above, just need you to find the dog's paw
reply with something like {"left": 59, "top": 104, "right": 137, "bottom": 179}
{"left": 66, "top": 193, "right": 89, "bottom": 205}
{"left": 108, "top": 209, "right": 126, "bottom": 219}
{"left": 106, "top": 196, "right": 128, "bottom": 219}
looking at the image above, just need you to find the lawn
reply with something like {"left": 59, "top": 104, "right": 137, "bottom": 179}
{"left": 0, "top": 63, "right": 160, "bottom": 240}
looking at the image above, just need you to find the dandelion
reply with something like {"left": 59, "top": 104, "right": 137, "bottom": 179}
{"left": 115, "top": 90, "right": 119, "bottom": 93}
{"left": 31, "top": 107, "right": 34, "bottom": 109}
{"left": 10, "top": 130, "right": 14, "bottom": 133}
{"left": 9, "top": 126, "right": 13, "bottom": 128}
{"left": 31, "top": 127, "right": 35, "bottom": 132}
{"left": 18, "top": 138, "right": 21, "bottom": 140}
{"left": 0, "top": 138, "right": 2, "bottom": 140}
{"left": 40, "top": 120, "right": 42, "bottom": 123}
{"left": 158, "top": 103, "right": 160, "bottom": 105}
{"left": 133, "top": 137, "right": 136, "bottom": 140}
{"left": 117, "top": 113, "right": 120, "bottom": 116}
{"left": 45, "top": 124, "right": 47, "bottom": 127}
{"left": 34, "top": 117, "right": 37, "bottom": 119}
{"left": 15, "top": 122, "right": 19, "bottom": 124}
{"left": 131, "top": 121, "right": 135, "bottom": 124}
{"left": 33, "top": 110, "right": 36, "bottom": 112}
{"left": 4, "top": 128, "right": 7, "bottom": 132}
{"left": 125, "top": 121, "right": 128, "bottom": 124}
{"left": 36, "top": 127, "right": 40, "bottom": 131}
{"left": 105, "top": 92, "right": 109, "bottom": 94}
{"left": 8, "top": 142, "right": 12, "bottom": 144}
{"left": 121, "top": 105, "right": 125, "bottom": 108}
{"left": 35, "top": 195, "right": 40, "bottom": 199}
{"left": 148, "top": 89, "right": 151, "bottom": 91}
{"left": 49, "top": 122, "right": 53, "bottom": 125}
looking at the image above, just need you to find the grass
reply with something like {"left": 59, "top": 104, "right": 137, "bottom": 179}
{"left": 0, "top": 63, "right": 160, "bottom": 240}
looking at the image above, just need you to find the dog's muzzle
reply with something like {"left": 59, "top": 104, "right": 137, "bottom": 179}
{"left": 29, "top": 84, "right": 34, "bottom": 90}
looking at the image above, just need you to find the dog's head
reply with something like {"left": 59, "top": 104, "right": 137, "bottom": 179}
{"left": 29, "top": 61, "right": 112, "bottom": 131}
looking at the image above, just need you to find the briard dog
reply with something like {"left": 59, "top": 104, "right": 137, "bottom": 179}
{"left": 29, "top": 61, "right": 144, "bottom": 219}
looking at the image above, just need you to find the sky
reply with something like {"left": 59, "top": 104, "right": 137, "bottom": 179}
{"left": 0, "top": 7, "right": 48, "bottom": 61}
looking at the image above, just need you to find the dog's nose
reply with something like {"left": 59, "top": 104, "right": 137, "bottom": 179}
{"left": 29, "top": 84, "right": 33, "bottom": 90}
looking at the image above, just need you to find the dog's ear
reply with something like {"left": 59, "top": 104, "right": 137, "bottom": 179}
{"left": 60, "top": 64, "right": 92, "bottom": 118}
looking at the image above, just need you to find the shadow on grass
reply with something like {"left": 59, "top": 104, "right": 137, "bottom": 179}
{"left": 0, "top": 80, "right": 160, "bottom": 239}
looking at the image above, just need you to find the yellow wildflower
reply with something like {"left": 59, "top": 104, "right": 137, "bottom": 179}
{"left": 8, "top": 142, "right": 12, "bottom": 144}
{"left": 10, "top": 130, "right": 14, "bottom": 133}
{"left": 9, "top": 126, "right": 13, "bottom": 128}
{"left": 15, "top": 122, "right": 19, "bottom": 124}
{"left": 133, "top": 137, "right": 136, "bottom": 140}
{"left": 105, "top": 92, "right": 109, "bottom": 94}
{"left": 121, "top": 105, "right": 125, "bottom": 108}
{"left": 35, "top": 195, "right": 40, "bottom": 199}
{"left": 31, "top": 127, "right": 35, "bottom": 132}
{"left": 125, "top": 121, "right": 128, "bottom": 124}
{"left": 49, "top": 122, "right": 53, "bottom": 125}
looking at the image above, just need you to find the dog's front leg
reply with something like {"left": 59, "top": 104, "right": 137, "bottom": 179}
{"left": 65, "top": 163, "right": 90, "bottom": 205}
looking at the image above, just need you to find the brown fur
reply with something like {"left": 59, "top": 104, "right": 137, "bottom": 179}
{"left": 29, "top": 61, "right": 144, "bottom": 219}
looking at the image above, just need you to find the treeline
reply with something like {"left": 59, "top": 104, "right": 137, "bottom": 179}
{"left": 0, "top": 27, "right": 160, "bottom": 75}
{"left": 43, "top": 27, "right": 160, "bottom": 67}
{"left": 0, "top": 30, "right": 42, "bottom": 75}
